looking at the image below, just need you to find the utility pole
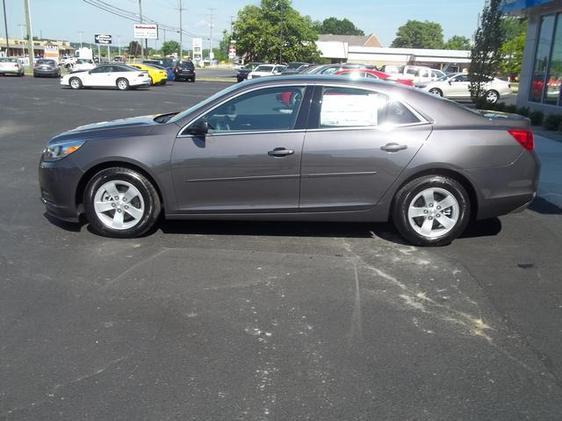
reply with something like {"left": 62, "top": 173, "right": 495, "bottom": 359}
{"left": 178, "top": 0, "right": 183, "bottom": 60}
{"left": 208, "top": 8, "right": 214, "bottom": 62}
{"left": 24, "top": 0, "right": 34, "bottom": 67}
{"left": 138, "top": 0, "right": 143, "bottom": 59}
{"left": 2, "top": 0, "right": 9, "bottom": 55}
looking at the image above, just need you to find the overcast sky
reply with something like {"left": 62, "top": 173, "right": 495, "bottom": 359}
{"left": 3, "top": 0, "right": 485, "bottom": 48}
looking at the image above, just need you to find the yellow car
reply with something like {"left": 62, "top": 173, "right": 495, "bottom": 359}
{"left": 129, "top": 63, "right": 168, "bottom": 85}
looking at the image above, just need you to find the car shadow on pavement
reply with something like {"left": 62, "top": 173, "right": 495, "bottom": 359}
{"left": 159, "top": 218, "right": 503, "bottom": 244}
{"left": 529, "top": 197, "right": 562, "bottom": 215}
{"left": 44, "top": 212, "right": 503, "bottom": 244}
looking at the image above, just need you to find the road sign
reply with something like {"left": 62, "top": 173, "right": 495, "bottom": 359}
{"left": 94, "top": 34, "right": 112, "bottom": 45}
{"left": 133, "top": 24, "right": 158, "bottom": 39}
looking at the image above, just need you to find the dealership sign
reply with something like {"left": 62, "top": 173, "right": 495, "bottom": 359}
{"left": 501, "top": 0, "right": 552, "bottom": 12}
{"left": 134, "top": 24, "right": 158, "bottom": 39}
{"left": 94, "top": 34, "right": 112, "bottom": 45}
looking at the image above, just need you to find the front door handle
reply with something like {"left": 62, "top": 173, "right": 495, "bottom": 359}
{"left": 381, "top": 143, "right": 408, "bottom": 152}
{"left": 268, "top": 147, "right": 295, "bottom": 157}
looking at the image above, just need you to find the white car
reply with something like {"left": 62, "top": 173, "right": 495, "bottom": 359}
{"left": 71, "top": 59, "right": 96, "bottom": 72}
{"left": 247, "top": 64, "right": 287, "bottom": 80}
{"left": 420, "top": 73, "right": 512, "bottom": 104}
{"left": 382, "top": 65, "right": 445, "bottom": 84}
{"left": 0, "top": 57, "right": 25, "bottom": 76}
{"left": 61, "top": 64, "right": 151, "bottom": 90}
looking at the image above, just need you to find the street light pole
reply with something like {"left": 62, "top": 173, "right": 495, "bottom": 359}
{"left": 23, "top": 0, "right": 34, "bottom": 67}
{"left": 138, "top": 0, "right": 143, "bottom": 60}
{"left": 178, "top": 0, "right": 183, "bottom": 60}
{"left": 2, "top": 0, "right": 9, "bottom": 55}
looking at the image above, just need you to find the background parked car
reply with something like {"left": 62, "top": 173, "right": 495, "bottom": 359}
{"left": 305, "top": 63, "right": 373, "bottom": 75}
{"left": 334, "top": 68, "right": 415, "bottom": 86}
{"left": 60, "top": 64, "right": 151, "bottom": 90}
{"left": 0, "top": 57, "right": 24, "bottom": 77}
{"left": 143, "top": 59, "right": 175, "bottom": 80}
{"left": 419, "top": 73, "right": 512, "bottom": 103}
{"left": 281, "top": 62, "right": 311, "bottom": 75}
{"left": 174, "top": 60, "right": 196, "bottom": 82}
{"left": 71, "top": 59, "right": 96, "bottom": 72}
{"left": 33, "top": 59, "right": 61, "bottom": 78}
{"left": 247, "top": 64, "right": 287, "bottom": 79}
{"left": 382, "top": 65, "right": 446, "bottom": 84}
{"left": 129, "top": 63, "right": 168, "bottom": 85}
{"left": 236, "top": 62, "right": 263, "bottom": 82}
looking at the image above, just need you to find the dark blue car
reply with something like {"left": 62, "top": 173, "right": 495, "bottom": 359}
{"left": 143, "top": 60, "right": 175, "bottom": 81}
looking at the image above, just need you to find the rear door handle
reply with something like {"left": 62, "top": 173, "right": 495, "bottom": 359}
{"left": 268, "top": 147, "right": 295, "bottom": 157}
{"left": 381, "top": 143, "right": 408, "bottom": 152}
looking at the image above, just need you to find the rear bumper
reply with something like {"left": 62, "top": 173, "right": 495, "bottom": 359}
{"left": 34, "top": 69, "right": 60, "bottom": 77}
{"left": 469, "top": 150, "right": 540, "bottom": 219}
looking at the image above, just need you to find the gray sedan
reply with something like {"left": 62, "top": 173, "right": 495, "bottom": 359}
{"left": 38, "top": 76, "right": 539, "bottom": 246}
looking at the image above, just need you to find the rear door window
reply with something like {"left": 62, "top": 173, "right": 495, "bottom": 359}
{"left": 316, "top": 87, "right": 421, "bottom": 128}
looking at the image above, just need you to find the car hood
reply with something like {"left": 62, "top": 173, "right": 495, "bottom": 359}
{"left": 62, "top": 114, "right": 160, "bottom": 135}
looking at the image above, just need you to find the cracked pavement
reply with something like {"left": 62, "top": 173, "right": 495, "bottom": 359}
{"left": 1, "top": 77, "right": 562, "bottom": 420}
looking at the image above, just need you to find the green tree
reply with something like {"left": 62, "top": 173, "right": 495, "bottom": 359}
{"left": 313, "top": 17, "right": 364, "bottom": 35}
{"left": 233, "top": 0, "right": 320, "bottom": 63}
{"left": 391, "top": 20, "right": 444, "bottom": 49}
{"left": 498, "top": 17, "right": 527, "bottom": 77}
{"left": 161, "top": 40, "right": 180, "bottom": 57}
{"left": 469, "top": 0, "right": 505, "bottom": 101}
{"left": 128, "top": 41, "right": 142, "bottom": 57}
{"left": 444, "top": 35, "right": 471, "bottom": 50}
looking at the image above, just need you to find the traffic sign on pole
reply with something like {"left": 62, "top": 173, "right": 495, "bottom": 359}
{"left": 94, "top": 34, "right": 112, "bottom": 45}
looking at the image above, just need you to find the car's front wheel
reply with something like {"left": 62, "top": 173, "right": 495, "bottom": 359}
{"left": 428, "top": 88, "right": 443, "bottom": 97}
{"left": 69, "top": 77, "right": 82, "bottom": 89}
{"left": 84, "top": 167, "right": 161, "bottom": 238}
{"left": 392, "top": 175, "right": 471, "bottom": 246}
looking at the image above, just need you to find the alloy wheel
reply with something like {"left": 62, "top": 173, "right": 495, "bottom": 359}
{"left": 93, "top": 180, "right": 145, "bottom": 230}
{"left": 407, "top": 187, "right": 459, "bottom": 239}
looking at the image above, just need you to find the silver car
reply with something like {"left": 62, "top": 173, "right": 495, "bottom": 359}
{"left": 38, "top": 76, "right": 539, "bottom": 246}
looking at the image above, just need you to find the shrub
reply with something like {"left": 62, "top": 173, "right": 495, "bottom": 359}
{"left": 543, "top": 114, "right": 562, "bottom": 130}
{"left": 529, "top": 111, "right": 544, "bottom": 126}
{"left": 494, "top": 102, "right": 506, "bottom": 112}
{"left": 518, "top": 106, "right": 530, "bottom": 117}
{"left": 504, "top": 104, "right": 517, "bottom": 113}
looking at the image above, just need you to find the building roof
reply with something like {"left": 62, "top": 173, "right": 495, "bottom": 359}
{"left": 317, "top": 34, "right": 383, "bottom": 48}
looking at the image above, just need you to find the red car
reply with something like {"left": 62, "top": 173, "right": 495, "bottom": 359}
{"left": 334, "top": 68, "right": 415, "bottom": 87}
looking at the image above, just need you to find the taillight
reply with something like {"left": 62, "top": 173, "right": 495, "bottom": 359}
{"left": 508, "top": 129, "right": 534, "bottom": 151}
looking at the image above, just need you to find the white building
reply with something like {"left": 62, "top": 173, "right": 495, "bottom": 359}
{"left": 315, "top": 34, "right": 471, "bottom": 71}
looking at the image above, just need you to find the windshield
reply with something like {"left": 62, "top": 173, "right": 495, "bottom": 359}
{"left": 169, "top": 83, "right": 242, "bottom": 124}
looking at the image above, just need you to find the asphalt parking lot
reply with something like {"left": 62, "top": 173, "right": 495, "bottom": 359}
{"left": 1, "top": 76, "right": 562, "bottom": 420}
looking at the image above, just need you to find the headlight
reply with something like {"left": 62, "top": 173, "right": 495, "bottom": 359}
{"left": 42, "top": 139, "right": 85, "bottom": 161}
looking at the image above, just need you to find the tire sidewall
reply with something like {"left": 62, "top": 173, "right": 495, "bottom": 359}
{"left": 393, "top": 176, "right": 471, "bottom": 246}
{"left": 117, "top": 78, "right": 129, "bottom": 90}
{"left": 70, "top": 77, "right": 82, "bottom": 89}
{"left": 429, "top": 88, "right": 442, "bottom": 97}
{"left": 84, "top": 168, "right": 160, "bottom": 238}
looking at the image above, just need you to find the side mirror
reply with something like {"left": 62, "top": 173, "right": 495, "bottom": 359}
{"left": 185, "top": 118, "right": 208, "bottom": 136}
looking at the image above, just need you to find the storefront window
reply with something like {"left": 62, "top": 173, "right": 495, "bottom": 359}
{"left": 530, "top": 15, "right": 555, "bottom": 103}
{"left": 545, "top": 16, "right": 562, "bottom": 104}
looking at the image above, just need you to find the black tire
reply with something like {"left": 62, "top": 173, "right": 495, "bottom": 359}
{"left": 485, "top": 90, "right": 499, "bottom": 104}
{"left": 84, "top": 167, "right": 161, "bottom": 238}
{"left": 116, "top": 78, "right": 130, "bottom": 90}
{"left": 189, "top": 76, "right": 195, "bottom": 83}
{"left": 428, "top": 88, "right": 443, "bottom": 97}
{"left": 392, "top": 175, "right": 471, "bottom": 246}
{"left": 69, "top": 77, "right": 82, "bottom": 89}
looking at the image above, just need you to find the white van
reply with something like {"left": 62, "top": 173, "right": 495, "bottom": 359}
{"left": 381, "top": 65, "right": 446, "bottom": 84}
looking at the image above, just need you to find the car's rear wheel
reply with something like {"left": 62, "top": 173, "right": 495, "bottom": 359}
{"left": 84, "top": 167, "right": 161, "bottom": 238}
{"left": 69, "top": 77, "right": 82, "bottom": 89}
{"left": 428, "top": 88, "right": 443, "bottom": 97}
{"left": 485, "top": 90, "right": 499, "bottom": 104}
{"left": 116, "top": 78, "right": 130, "bottom": 90}
{"left": 392, "top": 175, "right": 471, "bottom": 246}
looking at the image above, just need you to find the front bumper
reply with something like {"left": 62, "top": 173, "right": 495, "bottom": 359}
{"left": 38, "top": 157, "right": 85, "bottom": 222}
